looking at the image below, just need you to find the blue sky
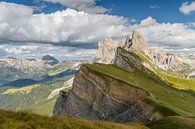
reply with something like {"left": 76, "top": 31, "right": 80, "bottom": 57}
{"left": 0, "top": 0, "right": 195, "bottom": 60}
{"left": 1, "top": 0, "right": 195, "bottom": 22}
{"left": 107, "top": 0, "right": 195, "bottom": 23}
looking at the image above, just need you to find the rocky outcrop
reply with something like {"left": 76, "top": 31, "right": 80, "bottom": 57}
{"left": 123, "top": 30, "right": 149, "bottom": 54}
{"left": 96, "top": 30, "right": 192, "bottom": 74}
{"left": 53, "top": 65, "right": 162, "bottom": 123}
{"left": 54, "top": 30, "right": 193, "bottom": 124}
{"left": 96, "top": 37, "right": 124, "bottom": 64}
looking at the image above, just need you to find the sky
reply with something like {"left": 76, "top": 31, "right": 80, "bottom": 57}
{"left": 0, "top": 0, "right": 195, "bottom": 60}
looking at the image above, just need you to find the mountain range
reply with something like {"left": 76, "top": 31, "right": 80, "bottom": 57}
{"left": 52, "top": 31, "right": 195, "bottom": 128}
{"left": 0, "top": 31, "right": 195, "bottom": 129}
{"left": 0, "top": 55, "right": 81, "bottom": 116}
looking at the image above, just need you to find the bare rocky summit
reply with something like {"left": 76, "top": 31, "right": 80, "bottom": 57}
{"left": 96, "top": 30, "right": 193, "bottom": 75}
{"left": 96, "top": 37, "right": 124, "bottom": 64}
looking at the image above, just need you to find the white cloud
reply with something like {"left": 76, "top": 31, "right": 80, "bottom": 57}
{"left": 41, "top": 0, "right": 108, "bottom": 14}
{"left": 1, "top": 2, "right": 195, "bottom": 58}
{"left": 0, "top": 43, "right": 96, "bottom": 61}
{"left": 131, "top": 17, "right": 195, "bottom": 55}
{"left": 0, "top": 2, "right": 129, "bottom": 44}
{"left": 179, "top": 1, "right": 195, "bottom": 15}
{"left": 139, "top": 16, "right": 157, "bottom": 27}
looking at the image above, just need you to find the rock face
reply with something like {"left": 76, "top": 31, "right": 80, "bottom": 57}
{"left": 96, "top": 30, "right": 192, "bottom": 73}
{"left": 53, "top": 65, "right": 162, "bottom": 123}
{"left": 124, "top": 30, "right": 148, "bottom": 54}
{"left": 96, "top": 37, "right": 124, "bottom": 64}
{"left": 53, "top": 30, "right": 193, "bottom": 123}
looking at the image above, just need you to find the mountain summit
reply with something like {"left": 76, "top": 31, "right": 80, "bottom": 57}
{"left": 53, "top": 30, "right": 195, "bottom": 124}
{"left": 124, "top": 30, "right": 148, "bottom": 53}
{"left": 96, "top": 31, "right": 193, "bottom": 75}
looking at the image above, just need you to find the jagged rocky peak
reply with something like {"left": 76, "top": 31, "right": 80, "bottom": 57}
{"left": 97, "top": 30, "right": 192, "bottom": 73}
{"left": 96, "top": 37, "right": 124, "bottom": 64}
{"left": 96, "top": 30, "right": 150, "bottom": 64}
{"left": 124, "top": 30, "right": 149, "bottom": 53}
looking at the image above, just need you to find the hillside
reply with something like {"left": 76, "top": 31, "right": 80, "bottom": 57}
{"left": 0, "top": 60, "right": 77, "bottom": 116}
{"left": 147, "top": 116, "right": 195, "bottom": 129}
{"left": 54, "top": 31, "right": 195, "bottom": 124}
{"left": 84, "top": 63, "right": 195, "bottom": 116}
{"left": 0, "top": 109, "right": 148, "bottom": 129}
{"left": 1, "top": 109, "right": 195, "bottom": 129}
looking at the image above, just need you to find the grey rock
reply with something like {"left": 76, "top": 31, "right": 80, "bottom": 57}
{"left": 96, "top": 30, "right": 193, "bottom": 74}
{"left": 53, "top": 65, "right": 162, "bottom": 123}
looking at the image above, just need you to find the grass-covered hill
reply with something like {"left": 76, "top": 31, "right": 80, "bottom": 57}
{"left": 0, "top": 61, "right": 76, "bottom": 116}
{"left": 52, "top": 44, "right": 195, "bottom": 125}
{"left": 84, "top": 62, "right": 195, "bottom": 117}
{"left": 109, "top": 47, "right": 195, "bottom": 116}
{"left": 0, "top": 109, "right": 148, "bottom": 129}
{"left": 147, "top": 116, "right": 195, "bottom": 129}
{"left": 0, "top": 78, "right": 69, "bottom": 116}
{"left": 0, "top": 109, "right": 195, "bottom": 129}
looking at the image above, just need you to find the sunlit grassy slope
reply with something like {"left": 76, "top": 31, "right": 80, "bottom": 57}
{"left": 84, "top": 63, "right": 195, "bottom": 116}
{"left": 0, "top": 60, "right": 76, "bottom": 116}
{"left": 147, "top": 116, "right": 195, "bottom": 129}
{"left": 1, "top": 109, "right": 195, "bottom": 129}
{"left": 0, "top": 78, "right": 67, "bottom": 115}
{"left": 119, "top": 47, "right": 195, "bottom": 91}
{"left": 47, "top": 62, "right": 74, "bottom": 76}
{"left": 30, "top": 96, "right": 58, "bottom": 116}
{"left": 0, "top": 109, "right": 148, "bottom": 129}
{"left": 158, "top": 72, "right": 195, "bottom": 91}
{"left": 2, "top": 85, "right": 39, "bottom": 95}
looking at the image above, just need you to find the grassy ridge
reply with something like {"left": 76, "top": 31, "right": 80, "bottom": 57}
{"left": 30, "top": 96, "right": 58, "bottom": 116}
{"left": 147, "top": 116, "right": 195, "bottom": 129}
{"left": 47, "top": 62, "right": 74, "bottom": 76}
{"left": 158, "top": 72, "right": 195, "bottom": 91}
{"left": 0, "top": 78, "right": 67, "bottom": 115}
{"left": 84, "top": 63, "right": 195, "bottom": 116}
{"left": 1, "top": 109, "right": 195, "bottom": 129}
{"left": 119, "top": 47, "right": 195, "bottom": 91}
{"left": 0, "top": 109, "right": 148, "bottom": 129}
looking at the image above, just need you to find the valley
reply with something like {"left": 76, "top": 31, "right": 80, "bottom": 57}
{"left": 0, "top": 56, "right": 79, "bottom": 116}
{"left": 0, "top": 31, "right": 195, "bottom": 129}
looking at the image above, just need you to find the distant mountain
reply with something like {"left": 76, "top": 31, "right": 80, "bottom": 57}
{"left": 96, "top": 30, "right": 194, "bottom": 75}
{"left": 42, "top": 55, "right": 59, "bottom": 65}
{"left": 54, "top": 31, "right": 195, "bottom": 124}
{"left": 0, "top": 56, "right": 71, "bottom": 86}
{"left": 0, "top": 60, "right": 80, "bottom": 116}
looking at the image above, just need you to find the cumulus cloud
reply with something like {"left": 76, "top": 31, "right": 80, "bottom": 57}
{"left": 179, "top": 1, "right": 195, "bottom": 15}
{"left": 131, "top": 17, "right": 195, "bottom": 55}
{"left": 139, "top": 16, "right": 157, "bottom": 27}
{"left": 1, "top": 2, "right": 195, "bottom": 58}
{"left": 41, "top": 0, "right": 108, "bottom": 14}
{"left": 0, "top": 2, "right": 129, "bottom": 44}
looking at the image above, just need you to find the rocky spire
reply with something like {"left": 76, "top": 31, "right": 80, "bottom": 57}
{"left": 124, "top": 30, "right": 148, "bottom": 53}
{"left": 96, "top": 37, "right": 124, "bottom": 64}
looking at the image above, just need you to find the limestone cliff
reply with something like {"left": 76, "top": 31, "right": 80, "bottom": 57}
{"left": 53, "top": 30, "right": 194, "bottom": 124}
{"left": 96, "top": 30, "right": 193, "bottom": 74}
{"left": 53, "top": 65, "right": 162, "bottom": 123}
{"left": 96, "top": 37, "right": 124, "bottom": 64}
